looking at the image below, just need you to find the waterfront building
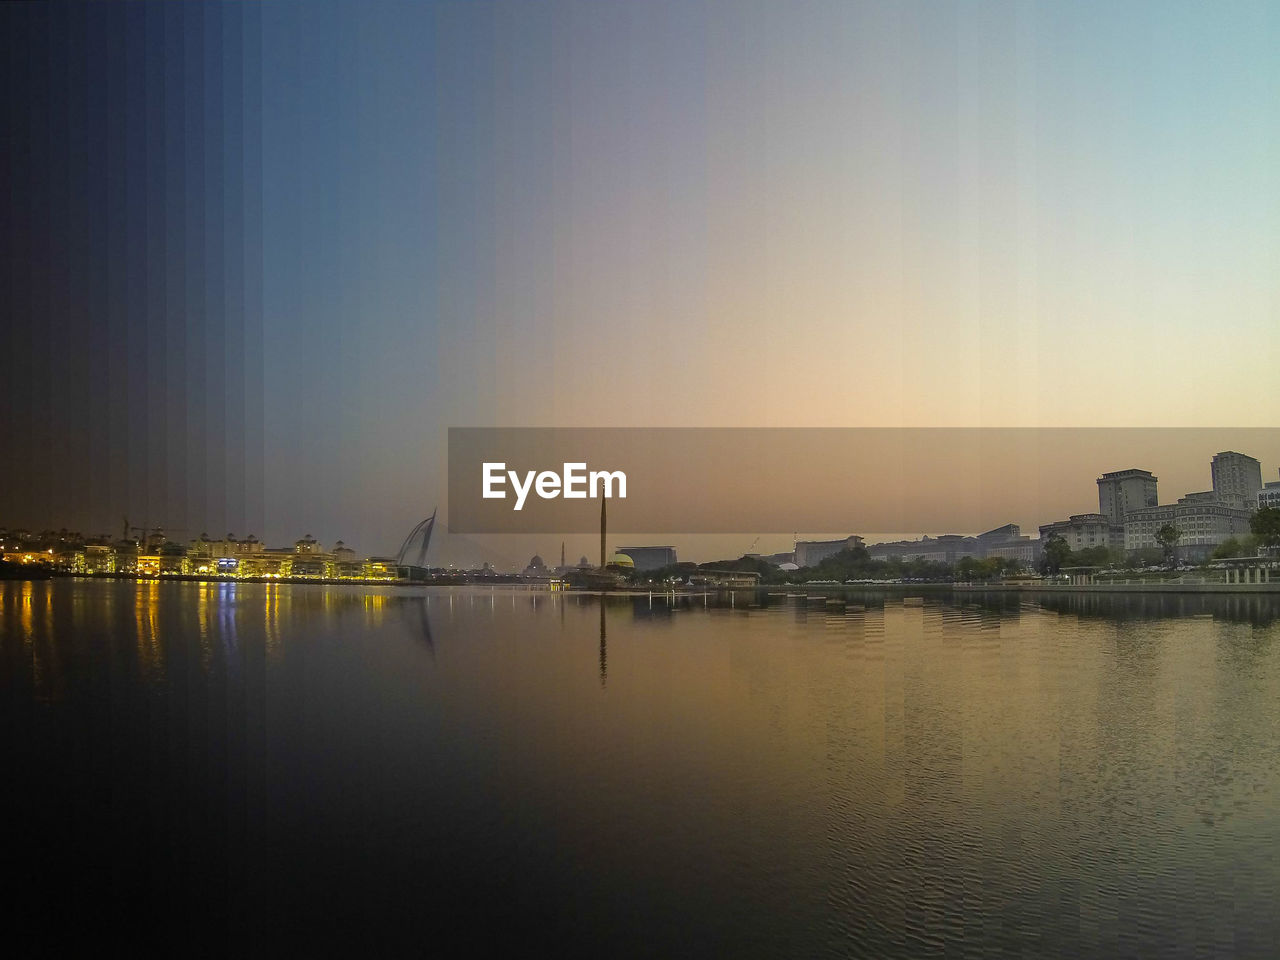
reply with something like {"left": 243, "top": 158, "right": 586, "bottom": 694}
{"left": 794, "top": 536, "right": 864, "bottom": 568}
{"left": 290, "top": 535, "right": 334, "bottom": 577}
{"left": 614, "top": 545, "right": 677, "bottom": 571}
{"left": 1097, "top": 469, "right": 1158, "bottom": 525}
{"left": 188, "top": 532, "right": 266, "bottom": 561}
{"left": 240, "top": 549, "right": 293, "bottom": 578}
{"left": 868, "top": 535, "right": 981, "bottom": 564}
{"left": 1038, "top": 514, "right": 1122, "bottom": 552}
{"left": 333, "top": 541, "right": 364, "bottom": 579}
{"left": 688, "top": 569, "right": 762, "bottom": 587}
{"left": 1211, "top": 451, "right": 1263, "bottom": 509}
{"left": 974, "top": 524, "right": 1039, "bottom": 565}
{"left": 982, "top": 537, "right": 1040, "bottom": 566}
{"left": 159, "top": 542, "right": 189, "bottom": 576}
{"left": 113, "top": 539, "right": 139, "bottom": 574}
{"left": 83, "top": 543, "right": 114, "bottom": 574}
{"left": 364, "top": 558, "right": 403, "bottom": 580}
{"left": 1124, "top": 498, "right": 1253, "bottom": 559}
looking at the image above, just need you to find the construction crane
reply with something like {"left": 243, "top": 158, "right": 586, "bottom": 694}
{"left": 121, "top": 518, "right": 187, "bottom": 545}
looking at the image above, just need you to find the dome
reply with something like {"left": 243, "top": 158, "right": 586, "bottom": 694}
{"left": 528, "top": 554, "right": 545, "bottom": 568}
{"left": 778, "top": 562, "right": 800, "bottom": 571}
{"left": 608, "top": 552, "right": 634, "bottom": 567}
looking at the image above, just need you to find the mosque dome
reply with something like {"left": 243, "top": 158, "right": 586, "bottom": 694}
{"left": 608, "top": 552, "right": 634, "bottom": 568}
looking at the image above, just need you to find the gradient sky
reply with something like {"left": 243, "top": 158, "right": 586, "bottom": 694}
{"left": 3, "top": 0, "right": 1278, "bottom": 563}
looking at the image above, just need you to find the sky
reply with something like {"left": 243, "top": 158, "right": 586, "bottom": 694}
{"left": 3, "top": 0, "right": 1279, "bottom": 565}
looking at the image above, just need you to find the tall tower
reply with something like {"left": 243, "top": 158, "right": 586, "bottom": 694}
{"left": 599, "top": 498, "right": 607, "bottom": 569}
{"left": 1211, "top": 452, "right": 1262, "bottom": 508}
{"left": 1097, "top": 469, "right": 1158, "bottom": 524}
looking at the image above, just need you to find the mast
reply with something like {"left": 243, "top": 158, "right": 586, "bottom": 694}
{"left": 599, "top": 497, "right": 607, "bottom": 569}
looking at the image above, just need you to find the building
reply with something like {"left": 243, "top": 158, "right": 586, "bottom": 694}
{"left": 1038, "top": 514, "right": 1122, "bottom": 552}
{"left": 974, "top": 524, "right": 1039, "bottom": 565}
{"left": 614, "top": 545, "right": 677, "bottom": 572}
{"left": 1124, "top": 498, "right": 1253, "bottom": 559}
{"left": 1260, "top": 476, "right": 1280, "bottom": 511}
{"left": 688, "top": 569, "right": 761, "bottom": 587}
{"left": 982, "top": 538, "right": 1040, "bottom": 566}
{"left": 521, "top": 554, "right": 551, "bottom": 578}
{"left": 976, "top": 524, "right": 1020, "bottom": 547}
{"left": 868, "top": 535, "right": 980, "bottom": 564}
{"left": 290, "top": 535, "right": 333, "bottom": 577}
{"left": 794, "top": 536, "right": 864, "bottom": 568}
{"left": 332, "top": 541, "right": 364, "bottom": 579}
{"left": 1096, "top": 469, "right": 1158, "bottom": 525}
{"left": 1211, "top": 451, "right": 1263, "bottom": 509}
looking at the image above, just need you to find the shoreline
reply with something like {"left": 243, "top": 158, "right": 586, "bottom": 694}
{"left": 5, "top": 572, "right": 1280, "bottom": 595}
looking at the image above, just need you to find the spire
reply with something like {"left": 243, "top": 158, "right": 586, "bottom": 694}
{"left": 600, "top": 498, "right": 607, "bottom": 569}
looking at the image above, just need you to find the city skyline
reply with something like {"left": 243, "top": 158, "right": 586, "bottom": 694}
{"left": 6, "top": 439, "right": 1278, "bottom": 571}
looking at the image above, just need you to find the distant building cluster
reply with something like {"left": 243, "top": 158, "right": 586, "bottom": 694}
{"left": 0, "top": 528, "right": 406, "bottom": 581}
{"left": 738, "top": 450, "right": 1275, "bottom": 572}
{"left": 867, "top": 526, "right": 1038, "bottom": 566}
{"left": 1038, "top": 451, "right": 1273, "bottom": 561}
{"left": 738, "top": 527, "right": 1036, "bottom": 570}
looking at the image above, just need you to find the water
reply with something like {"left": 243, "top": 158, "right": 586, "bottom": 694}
{"left": 4, "top": 580, "right": 1280, "bottom": 956}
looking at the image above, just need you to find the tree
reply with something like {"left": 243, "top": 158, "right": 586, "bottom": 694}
{"left": 1041, "top": 535, "right": 1070, "bottom": 575}
{"left": 1251, "top": 507, "right": 1280, "bottom": 553}
{"left": 1212, "top": 537, "right": 1241, "bottom": 560}
{"left": 1154, "top": 523, "right": 1181, "bottom": 567}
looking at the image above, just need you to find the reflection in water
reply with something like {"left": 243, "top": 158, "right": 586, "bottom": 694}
{"left": 3, "top": 581, "right": 1280, "bottom": 956}
{"left": 401, "top": 596, "right": 435, "bottom": 658}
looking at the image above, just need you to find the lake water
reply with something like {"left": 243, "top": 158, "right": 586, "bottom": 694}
{"left": 4, "top": 580, "right": 1280, "bottom": 956}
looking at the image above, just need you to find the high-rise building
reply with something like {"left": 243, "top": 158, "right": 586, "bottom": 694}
{"left": 1211, "top": 451, "right": 1263, "bottom": 509}
{"left": 1097, "top": 469, "right": 1158, "bottom": 524}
